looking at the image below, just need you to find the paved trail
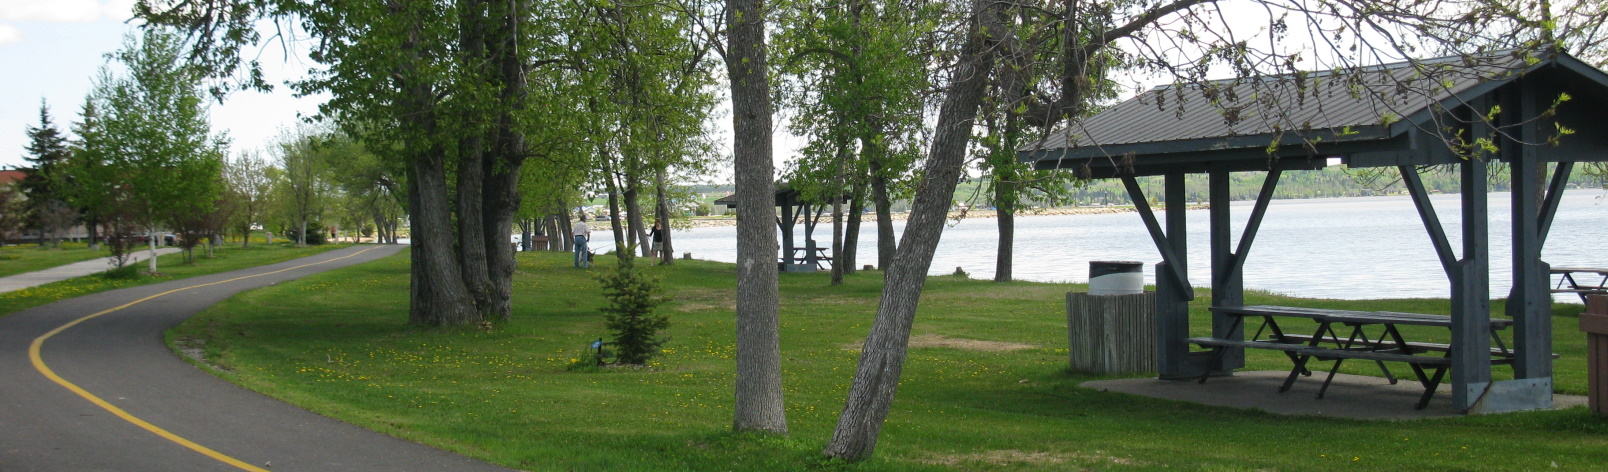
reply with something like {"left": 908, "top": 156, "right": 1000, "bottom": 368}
{"left": 0, "top": 248, "right": 182, "bottom": 294}
{"left": 0, "top": 245, "right": 516, "bottom": 472}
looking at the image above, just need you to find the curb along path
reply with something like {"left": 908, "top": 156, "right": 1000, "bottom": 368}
{"left": 0, "top": 245, "right": 516, "bottom": 472}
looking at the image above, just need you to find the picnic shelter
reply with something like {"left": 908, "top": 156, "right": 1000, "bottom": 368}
{"left": 715, "top": 182, "right": 844, "bottom": 271}
{"left": 1019, "top": 50, "right": 1608, "bottom": 413}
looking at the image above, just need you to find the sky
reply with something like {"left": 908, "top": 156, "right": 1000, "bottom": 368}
{"left": 0, "top": 0, "right": 324, "bottom": 171}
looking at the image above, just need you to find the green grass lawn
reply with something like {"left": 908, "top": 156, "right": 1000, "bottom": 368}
{"left": 174, "top": 251, "right": 1608, "bottom": 471}
{"left": 0, "top": 242, "right": 116, "bottom": 278}
{"left": 0, "top": 243, "right": 353, "bottom": 317}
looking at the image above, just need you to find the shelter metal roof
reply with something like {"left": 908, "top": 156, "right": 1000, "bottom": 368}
{"left": 1020, "top": 50, "right": 1608, "bottom": 178}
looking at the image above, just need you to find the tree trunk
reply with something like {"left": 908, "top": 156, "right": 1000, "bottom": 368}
{"left": 831, "top": 142, "right": 849, "bottom": 285}
{"left": 455, "top": 0, "right": 495, "bottom": 317}
{"left": 655, "top": 166, "right": 675, "bottom": 265}
{"left": 993, "top": 178, "right": 1014, "bottom": 282}
{"left": 601, "top": 158, "right": 627, "bottom": 256}
{"left": 395, "top": 8, "right": 480, "bottom": 326}
{"left": 867, "top": 140, "right": 894, "bottom": 272}
{"left": 147, "top": 225, "right": 157, "bottom": 273}
{"left": 87, "top": 216, "right": 100, "bottom": 250}
{"left": 478, "top": 0, "right": 530, "bottom": 321}
{"left": 519, "top": 218, "right": 533, "bottom": 251}
{"left": 842, "top": 184, "right": 865, "bottom": 273}
{"left": 409, "top": 147, "right": 481, "bottom": 326}
{"left": 727, "top": 0, "right": 788, "bottom": 436}
{"left": 823, "top": 0, "right": 1000, "bottom": 460}
{"left": 625, "top": 181, "right": 650, "bottom": 258}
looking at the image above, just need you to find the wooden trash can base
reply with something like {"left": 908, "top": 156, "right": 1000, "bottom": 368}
{"left": 1580, "top": 295, "right": 1608, "bottom": 416}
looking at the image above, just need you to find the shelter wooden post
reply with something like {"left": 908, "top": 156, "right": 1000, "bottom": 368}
{"left": 1510, "top": 82, "right": 1554, "bottom": 382}
{"left": 1208, "top": 167, "right": 1245, "bottom": 370}
{"left": 1125, "top": 173, "right": 1203, "bottom": 379}
{"left": 778, "top": 192, "right": 797, "bottom": 265}
{"left": 1451, "top": 153, "right": 1494, "bottom": 411}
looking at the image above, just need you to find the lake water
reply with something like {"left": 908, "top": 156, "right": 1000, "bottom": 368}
{"left": 670, "top": 191, "right": 1608, "bottom": 300}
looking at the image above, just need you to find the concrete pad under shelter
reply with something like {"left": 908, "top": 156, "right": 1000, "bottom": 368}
{"left": 1082, "top": 370, "right": 1587, "bottom": 420}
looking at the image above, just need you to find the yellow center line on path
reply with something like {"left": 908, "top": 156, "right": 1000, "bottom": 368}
{"left": 28, "top": 246, "right": 386, "bottom": 472}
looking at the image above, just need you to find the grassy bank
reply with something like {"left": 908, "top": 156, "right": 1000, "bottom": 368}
{"left": 0, "top": 242, "right": 115, "bottom": 278}
{"left": 0, "top": 243, "right": 352, "bottom": 317}
{"left": 175, "top": 251, "right": 1608, "bottom": 471}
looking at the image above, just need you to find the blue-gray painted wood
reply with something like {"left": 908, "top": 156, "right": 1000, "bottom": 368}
{"left": 1511, "top": 82, "right": 1553, "bottom": 381}
{"left": 1538, "top": 161, "right": 1574, "bottom": 245}
{"left": 1231, "top": 168, "right": 1281, "bottom": 279}
{"left": 1451, "top": 133, "right": 1494, "bottom": 412}
{"left": 1401, "top": 167, "right": 1459, "bottom": 278}
{"left": 1121, "top": 175, "right": 1192, "bottom": 296}
{"left": 1208, "top": 167, "right": 1245, "bottom": 371}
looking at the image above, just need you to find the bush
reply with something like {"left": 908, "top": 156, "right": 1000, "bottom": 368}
{"left": 594, "top": 247, "right": 669, "bottom": 365}
{"left": 283, "top": 226, "right": 329, "bottom": 245}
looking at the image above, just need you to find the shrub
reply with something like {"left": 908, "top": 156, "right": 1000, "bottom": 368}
{"left": 283, "top": 226, "right": 328, "bottom": 245}
{"left": 594, "top": 247, "right": 669, "bottom": 365}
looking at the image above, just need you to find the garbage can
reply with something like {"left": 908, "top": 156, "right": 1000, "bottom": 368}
{"left": 1089, "top": 261, "right": 1144, "bottom": 295}
{"left": 1581, "top": 295, "right": 1608, "bottom": 416}
{"left": 1068, "top": 261, "right": 1154, "bottom": 374}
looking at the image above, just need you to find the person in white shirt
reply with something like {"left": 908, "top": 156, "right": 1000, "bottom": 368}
{"left": 572, "top": 215, "right": 592, "bottom": 268}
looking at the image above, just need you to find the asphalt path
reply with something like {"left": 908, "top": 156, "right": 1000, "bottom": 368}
{"left": 0, "top": 245, "right": 517, "bottom": 472}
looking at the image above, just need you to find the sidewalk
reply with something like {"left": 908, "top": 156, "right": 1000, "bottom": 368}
{"left": 0, "top": 248, "right": 183, "bottom": 294}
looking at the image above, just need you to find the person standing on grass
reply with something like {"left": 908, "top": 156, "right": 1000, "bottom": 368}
{"left": 572, "top": 215, "right": 592, "bottom": 268}
{"left": 649, "top": 221, "right": 663, "bottom": 260}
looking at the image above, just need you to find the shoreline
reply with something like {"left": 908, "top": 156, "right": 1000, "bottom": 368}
{"left": 677, "top": 204, "right": 1209, "bottom": 228}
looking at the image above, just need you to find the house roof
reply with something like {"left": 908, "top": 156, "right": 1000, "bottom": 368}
{"left": 0, "top": 169, "right": 26, "bottom": 186}
{"left": 1020, "top": 50, "right": 1608, "bottom": 177}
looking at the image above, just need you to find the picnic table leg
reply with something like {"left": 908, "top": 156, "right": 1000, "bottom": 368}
{"left": 1416, "top": 365, "right": 1450, "bottom": 410}
{"left": 1316, "top": 356, "right": 1345, "bottom": 399}
{"left": 1349, "top": 325, "right": 1398, "bottom": 385}
{"left": 1261, "top": 316, "right": 1311, "bottom": 376}
{"left": 1281, "top": 321, "right": 1334, "bottom": 392}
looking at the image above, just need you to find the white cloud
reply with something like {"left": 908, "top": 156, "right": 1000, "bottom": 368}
{"left": 0, "top": 0, "right": 131, "bottom": 23}
{"left": 0, "top": 23, "right": 20, "bottom": 45}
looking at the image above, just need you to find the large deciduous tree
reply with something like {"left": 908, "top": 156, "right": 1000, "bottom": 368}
{"left": 223, "top": 150, "right": 272, "bottom": 247}
{"left": 82, "top": 28, "right": 226, "bottom": 273}
{"left": 774, "top": 0, "right": 935, "bottom": 281}
{"left": 725, "top": 0, "right": 789, "bottom": 435}
{"left": 139, "top": 0, "right": 546, "bottom": 325}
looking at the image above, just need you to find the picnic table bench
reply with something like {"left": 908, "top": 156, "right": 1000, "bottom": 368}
{"left": 1188, "top": 305, "right": 1518, "bottom": 409}
{"left": 1553, "top": 267, "right": 1608, "bottom": 302}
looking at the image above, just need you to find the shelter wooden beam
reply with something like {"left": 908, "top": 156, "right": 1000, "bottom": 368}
{"left": 1539, "top": 162, "right": 1574, "bottom": 244}
{"left": 1401, "top": 166, "right": 1459, "bottom": 278}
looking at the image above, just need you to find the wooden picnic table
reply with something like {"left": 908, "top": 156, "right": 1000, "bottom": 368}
{"left": 1553, "top": 267, "right": 1608, "bottom": 302}
{"left": 787, "top": 246, "right": 832, "bottom": 270}
{"left": 1190, "top": 305, "right": 1517, "bottom": 410}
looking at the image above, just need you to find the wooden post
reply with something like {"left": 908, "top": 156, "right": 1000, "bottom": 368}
{"left": 1121, "top": 173, "right": 1198, "bottom": 379}
{"left": 1208, "top": 167, "right": 1244, "bottom": 370}
{"left": 1511, "top": 83, "right": 1553, "bottom": 381}
{"left": 1451, "top": 139, "right": 1493, "bottom": 412}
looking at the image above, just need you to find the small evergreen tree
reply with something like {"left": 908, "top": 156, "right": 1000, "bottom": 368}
{"left": 23, "top": 100, "right": 74, "bottom": 247}
{"left": 595, "top": 247, "right": 670, "bottom": 365}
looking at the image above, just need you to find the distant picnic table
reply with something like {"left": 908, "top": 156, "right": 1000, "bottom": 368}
{"left": 1553, "top": 267, "right": 1608, "bottom": 302}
